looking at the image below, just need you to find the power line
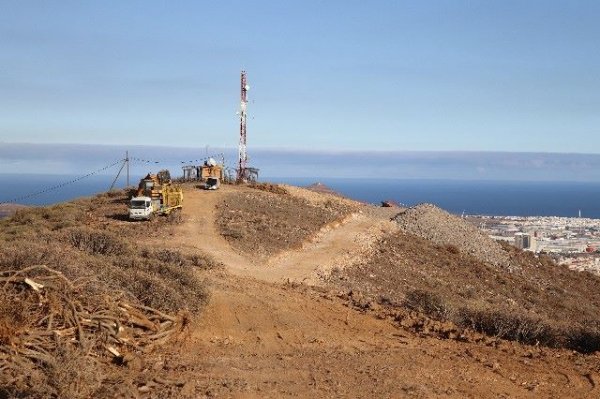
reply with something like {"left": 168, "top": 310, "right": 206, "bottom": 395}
{"left": 1, "top": 151, "right": 229, "bottom": 205}
{"left": 0, "top": 159, "right": 124, "bottom": 205}
{"left": 130, "top": 153, "right": 225, "bottom": 166}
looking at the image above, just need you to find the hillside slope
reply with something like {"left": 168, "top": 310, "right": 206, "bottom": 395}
{"left": 2, "top": 183, "right": 600, "bottom": 398}
{"left": 0, "top": 203, "right": 28, "bottom": 219}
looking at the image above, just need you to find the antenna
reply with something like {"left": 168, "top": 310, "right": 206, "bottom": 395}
{"left": 237, "top": 70, "right": 248, "bottom": 182}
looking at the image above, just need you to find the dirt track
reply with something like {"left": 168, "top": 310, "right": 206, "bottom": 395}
{"left": 158, "top": 186, "right": 600, "bottom": 398}
{"left": 171, "top": 186, "right": 398, "bottom": 284}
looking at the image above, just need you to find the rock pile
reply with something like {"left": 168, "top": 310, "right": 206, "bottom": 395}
{"left": 393, "top": 203, "right": 510, "bottom": 268}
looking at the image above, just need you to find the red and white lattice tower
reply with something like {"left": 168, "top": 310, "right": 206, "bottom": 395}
{"left": 237, "top": 70, "right": 249, "bottom": 181}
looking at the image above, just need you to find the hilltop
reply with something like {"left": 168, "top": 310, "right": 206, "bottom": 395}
{"left": 2, "top": 183, "right": 600, "bottom": 398}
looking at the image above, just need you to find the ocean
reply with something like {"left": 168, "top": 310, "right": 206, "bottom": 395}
{"left": 276, "top": 178, "right": 600, "bottom": 219}
{"left": 1, "top": 174, "right": 599, "bottom": 219}
{"left": 0, "top": 174, "right": 130, "bottom": 207}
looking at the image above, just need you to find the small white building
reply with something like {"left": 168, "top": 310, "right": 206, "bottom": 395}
{"left": 515, "top": 232, "right": 537, "bottom": 252}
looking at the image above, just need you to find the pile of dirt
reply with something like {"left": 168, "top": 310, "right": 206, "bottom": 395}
{"left": 329, "top": 229, "right": 600, "bottom": 352}
{"left": 216, "top": 187, "right": 356, "bottom": 259}
{"left": 394, "top": 203, "right": 510, "bottom": 268}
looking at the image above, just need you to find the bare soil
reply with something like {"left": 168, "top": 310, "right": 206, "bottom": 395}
{"left": 3, "top": 183, "right": 600, "bottom": 398}
{"left": 169, "top": 184, "right": 600, "bottom": 398}
{"left": 174, "top": 273, "right": 600, "bottom": 398}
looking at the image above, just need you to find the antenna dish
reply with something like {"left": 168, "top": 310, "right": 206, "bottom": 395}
{"left": 245, "top": 85, "right": 250, "bottom": 91}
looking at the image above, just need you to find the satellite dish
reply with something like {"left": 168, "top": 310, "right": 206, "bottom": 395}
{"left": 245, "top": 85, "right": 250, "bottom": 91}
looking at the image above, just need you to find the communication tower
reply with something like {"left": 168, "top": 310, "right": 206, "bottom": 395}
{"left": 237, "top": 71, "right": 249, "bottom": 182}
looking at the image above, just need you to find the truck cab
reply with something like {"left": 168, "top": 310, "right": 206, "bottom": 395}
{"left": 129, "top": 196, "right": 154, "bottom": 220}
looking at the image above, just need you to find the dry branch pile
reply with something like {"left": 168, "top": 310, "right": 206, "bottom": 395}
{"left": 0, "top": 265, "right": 189, "bottom": 396}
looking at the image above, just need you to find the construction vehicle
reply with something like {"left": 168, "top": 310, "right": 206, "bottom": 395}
{"left": 128, "top": 171, "right": 183, "bottom": 220}
{"left": 200, "top": 158, "right": 224, "bottom": 190}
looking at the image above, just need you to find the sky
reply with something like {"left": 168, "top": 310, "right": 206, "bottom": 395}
{"left": 1, "top": 1, "right": 599, "bottom": 155}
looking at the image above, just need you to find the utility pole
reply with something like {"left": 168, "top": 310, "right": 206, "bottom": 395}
{"left": 126, "top": 150, "right": 130, "bottom": 187}
{"left": 109, "top": 151, "right": 128, "bottom": 191}
{"left": 237, "top": 70, "right": 248, "bottom": 182}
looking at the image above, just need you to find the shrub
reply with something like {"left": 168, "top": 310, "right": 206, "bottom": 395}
{"left": 404, "top": 289, "right": 449, "bottom": 319}
{"left": 249, "top": 182, "right": 288, "bottom": 195}
{"left": 11, "top": 204, "right": 85, "bottom": 231}
{"left": 68, "top": 228, "right": 129, "bottom": 256}
{"left": 105, "top": 264, "right": 207, "bottom": 313}
{"left": 190, "top": 253, "right": 220, "bottom": 269}
{"left": 47, "top": 345, "right": 104, "bottom": 399}
{"left": 455, "top": 307, "right": 555, "bottom": 346}
{"left": 0, "top": 241, "right": 64, "bottom": 271}
{"left": 444, "top": 244, "right": 460, "bottom": 254}
{"left": 566, "top": 327, "right": 600, "bottom": 353}
{"left": 151, "top": 249, "right": 187, "bottom": 265}
{"left": 108, "top": 248, "right": 208, "bottom": 312}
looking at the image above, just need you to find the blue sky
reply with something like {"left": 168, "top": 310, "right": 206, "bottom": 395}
{"left": 1, "top": 1, "right": 599, "bottom": 153}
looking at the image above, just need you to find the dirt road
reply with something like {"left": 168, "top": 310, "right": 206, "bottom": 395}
{"left": 173, "top": 186, "right": 397, "bottom": 284}
{"left": 266, "top": 211, "right": 399, "bottom": 284}
{"left": 162, "top": 186, "right": 599, "bottom": 398}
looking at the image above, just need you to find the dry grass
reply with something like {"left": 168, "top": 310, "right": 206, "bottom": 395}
{"left": 331, "top": 230, "right": 600, "bottom": 352}
{"left": 0, "top": 189, "right": 215, "bottom": 397}
{"left": 248, "top": 182, "right": 289, "bottom": 195}
{"left": 216, "top": 188, "right": 354, "bottom": 259}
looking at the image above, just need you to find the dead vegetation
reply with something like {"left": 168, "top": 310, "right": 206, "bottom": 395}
{"left": 0, "top": 204, "right": 28, "bottom": 220}
{"left": 216, "top": 186, "right": 355, "bottom": 259}
{"left": 248, "top": 182, "right": 289, "bottom": 195}
{"left": 330, "top": 230, "right": 600, "bottom": 353}
{"left": 0, "top": 189, "right": 216, "bottom": 398}
{"left": 0, "top": 265, "right": 190, "bottom": 398}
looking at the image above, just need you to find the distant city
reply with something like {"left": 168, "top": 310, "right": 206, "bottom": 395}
{"left": 471, "top": 215, "right": 600, "bottom": 275}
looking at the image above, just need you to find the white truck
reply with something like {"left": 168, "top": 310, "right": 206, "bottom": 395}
{"left": 128, "top": 196, "right": 154, "bottom": 220}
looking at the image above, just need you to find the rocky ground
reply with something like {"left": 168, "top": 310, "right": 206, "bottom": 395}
{"left": 394, "top": 203, "right": 511, "bottom": 268}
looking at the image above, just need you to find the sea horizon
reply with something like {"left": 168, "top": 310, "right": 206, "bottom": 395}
{"left": 1, "top": 173, "right": 599, "bottom": 219}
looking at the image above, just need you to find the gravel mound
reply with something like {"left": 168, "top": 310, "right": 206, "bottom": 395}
{"left": 393, "top": 203, "right": 510, "bottom": 268}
